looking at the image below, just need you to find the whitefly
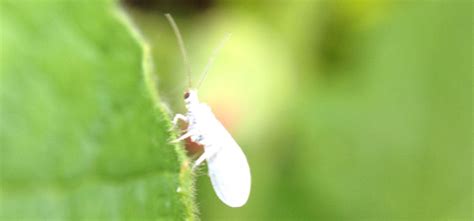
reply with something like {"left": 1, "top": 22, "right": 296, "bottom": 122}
{"left": 165, "top": 14, "right": 251, "bottom": 208}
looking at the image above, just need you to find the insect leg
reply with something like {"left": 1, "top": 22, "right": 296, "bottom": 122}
{"left": 171, "top": 130, "right": 193, "bottom": 143}
{"left": 192, "top": 146, "right": 221, "bottom": 170}
{"left": 172, "top": 114, "right": 188, "bottom": 126}
{"left": 192, "top": 152, "right": 208, "bottom": 170}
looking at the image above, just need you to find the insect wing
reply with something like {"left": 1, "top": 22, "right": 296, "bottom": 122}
{"left": 206, "top": 120, "right": 251, "bottom": 207}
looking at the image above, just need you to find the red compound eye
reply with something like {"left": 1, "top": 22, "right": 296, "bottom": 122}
{"left": 184, "top": 91, "right": 190, "bottom": 99}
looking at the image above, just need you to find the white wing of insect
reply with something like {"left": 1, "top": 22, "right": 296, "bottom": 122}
{"left": 205, "top": 116, "right": 251, "bottom": 207}
{"left": 165, "top": 14, "right": 251, "bottom": 207}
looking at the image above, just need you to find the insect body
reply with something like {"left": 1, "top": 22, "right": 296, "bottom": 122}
{"left": 172, "top": 90, "right": 251, "bottom": 207}
{"left": 166, "top": 14, "right": 251, "bottom": 207}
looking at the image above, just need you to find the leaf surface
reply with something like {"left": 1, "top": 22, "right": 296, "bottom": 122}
{"left": 0, "top": 0, "right": 194, "bottom": 220}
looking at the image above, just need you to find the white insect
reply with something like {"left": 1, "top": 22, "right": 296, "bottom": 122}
{"left": 165, "top": 14, "right": 251, "bottom": 208}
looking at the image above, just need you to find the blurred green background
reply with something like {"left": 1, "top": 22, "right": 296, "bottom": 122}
{"left": 125, "top": 0, "right": 472, "bottom": 220}
{"left": 1, "top": 0, "right": 472, "bottom": 220}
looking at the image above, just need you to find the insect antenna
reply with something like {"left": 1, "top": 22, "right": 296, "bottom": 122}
{"left": 165, "top": 14, "right": 192, "bottom": 88}
{"left": 196, "top": 33, "right": 232, "bottom": 89}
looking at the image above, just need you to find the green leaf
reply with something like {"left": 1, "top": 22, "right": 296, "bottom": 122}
{"left": 0, "top": 0, "right": 195, "bottom": 220}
